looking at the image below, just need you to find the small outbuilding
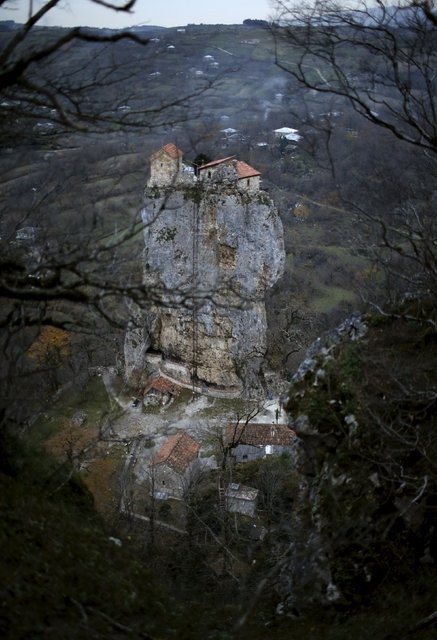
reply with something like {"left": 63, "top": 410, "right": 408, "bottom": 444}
{"left": 143, "top": 373, "right": 181, "bottom": 406}
{"left": 225, "top": 482, "right": 259, "bottom": 517}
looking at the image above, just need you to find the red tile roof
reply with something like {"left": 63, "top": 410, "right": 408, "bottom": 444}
{"left": 225, "top": 423, "right": 295, "bottom": 447}
{"left": 198, "top": 156, "right": 260, "bottom": 180}
{"left": 162, "top": 143, "right": 183, "bottom": 159}
{"left": 235, "top": 160, "right": 261, "bottom": 179}
{"left": 143, "top": 374, "right": 181, "bottom": 397}
{"left": 152, "top": 432, "right": 200, "bottom": 473}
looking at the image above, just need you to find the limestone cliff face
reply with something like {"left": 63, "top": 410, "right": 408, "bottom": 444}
{"left": 138, "top": 182, "right": 284, "bottom": 388}
{"left": 123, "top": 302, "right": 152, "bottom": 387}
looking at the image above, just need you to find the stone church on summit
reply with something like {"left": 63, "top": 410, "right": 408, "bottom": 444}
{"left": 147, "top": 142, "right": 261, "bottom": 192}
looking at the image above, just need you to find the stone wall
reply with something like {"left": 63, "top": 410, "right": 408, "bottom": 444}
{"left": 147, "top": 149, "right": 182, "bottom": 187}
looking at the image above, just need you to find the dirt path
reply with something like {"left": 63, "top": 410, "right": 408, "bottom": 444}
{"left": 101, "top": 367, "right": 131, "bottom": 411}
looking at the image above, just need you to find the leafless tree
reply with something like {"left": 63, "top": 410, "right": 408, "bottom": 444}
{"left": 0, "top": 1, "right": 219, "bottom": 437}
{"left": 271, "top": 0, "right": 437, "bottom": 301}
{"left": 206, "top": 400, "right": 265, "bottom": 474}
{"left": 0, "top": 0, "right": 213, "bottom": 324}
{"left": 0, "top": 0, "right": 209, "bottom": 134}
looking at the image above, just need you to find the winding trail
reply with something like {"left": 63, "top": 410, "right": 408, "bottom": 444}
{"left": 101, "top": 367, "right": 131, "bottom": 410}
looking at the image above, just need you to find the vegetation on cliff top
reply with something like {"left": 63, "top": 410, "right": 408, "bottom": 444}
{"left": 285, "top": 299, "right": 437, "bottom": 620}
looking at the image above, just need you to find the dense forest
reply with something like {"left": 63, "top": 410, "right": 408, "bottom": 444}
{"left": 0, "top": 1, "right": 436, "bottom": 638}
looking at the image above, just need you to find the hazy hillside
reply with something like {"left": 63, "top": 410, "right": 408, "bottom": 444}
{"left": 0, "top": 22, "right": 397, "bottom": 372}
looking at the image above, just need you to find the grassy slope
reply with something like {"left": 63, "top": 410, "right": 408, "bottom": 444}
{"left": 0, "top": 449, "right": 175, "bottom": 639}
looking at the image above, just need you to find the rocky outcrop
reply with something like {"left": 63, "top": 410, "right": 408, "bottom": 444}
{"left": 133, "top": 181, "right": 284, "bottom": 389}
{"left": 277, "top": 304, "right": 437, "bottom": 614}
{"left": 123, "top": 302, "right": 152, "bottom": 387}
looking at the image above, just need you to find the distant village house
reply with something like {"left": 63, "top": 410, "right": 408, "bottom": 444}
{"left": 273, "top": 127, "right": 301, "bottom": 142}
